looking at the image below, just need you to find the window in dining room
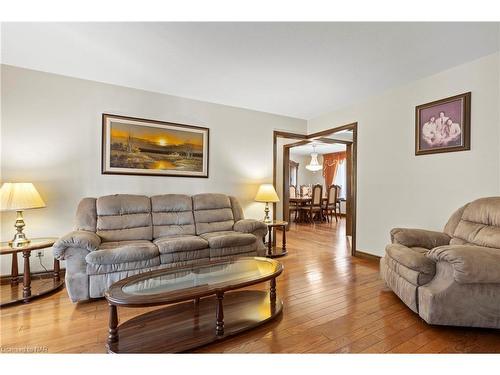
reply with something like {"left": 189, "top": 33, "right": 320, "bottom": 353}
{"left": 289, "top": 160, "right": 299, "bottom": 187}
{"left": 332, "top": 157, "right": 346, "bottom": 199}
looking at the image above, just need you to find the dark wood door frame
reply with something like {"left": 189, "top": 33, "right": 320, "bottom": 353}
{"left": 272, "top": 122, "right": 358, "bottom": 256}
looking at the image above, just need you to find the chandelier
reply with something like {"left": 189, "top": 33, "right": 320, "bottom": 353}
{"left": 306, "top": 144, "right": 323, "bottom": 172}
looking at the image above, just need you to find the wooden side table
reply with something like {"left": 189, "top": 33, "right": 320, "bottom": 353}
{"left": 0, "top": 237, "right": 63, "bottom": 307}
{"left": 263, "top": 220, "right": 288, "bottom": 258}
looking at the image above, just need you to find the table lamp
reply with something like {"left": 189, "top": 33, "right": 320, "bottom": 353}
{"left": 255, "top": 184, "right": 279, "bottom": 223}
{"left": 0, "top": 183, "right": 46, "bottom": 248}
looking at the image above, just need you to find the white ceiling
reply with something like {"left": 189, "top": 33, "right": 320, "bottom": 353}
{"left": 290, "top": 142, "right": 346, "bottom": 156}
{"left": 2, "top": 22, "right": 498, "bottom": 119}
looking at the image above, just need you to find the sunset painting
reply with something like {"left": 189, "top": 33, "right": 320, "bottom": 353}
{"left": 102, "top": 114, "right": 209, "bottom": 177}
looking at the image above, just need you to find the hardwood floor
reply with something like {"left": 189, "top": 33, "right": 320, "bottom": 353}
{"left": 1, "top": 219, "right": 499, "bottom": 353}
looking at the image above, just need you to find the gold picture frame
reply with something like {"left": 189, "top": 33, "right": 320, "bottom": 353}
{"left": 102, "top": 114, "right": 209, "bottom": 177}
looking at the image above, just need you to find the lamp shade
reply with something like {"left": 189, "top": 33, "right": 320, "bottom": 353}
{"left": 255, "top": 184, "right": 280, "bottom": 203}
{"left": 0, "top": 183, "right": 46, "bottom": 211}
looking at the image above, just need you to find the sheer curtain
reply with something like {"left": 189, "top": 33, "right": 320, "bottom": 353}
{"left": 333, "top": 160, "right": 346, "bottom": 199}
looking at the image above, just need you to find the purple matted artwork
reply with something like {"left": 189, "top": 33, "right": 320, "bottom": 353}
{"left": 415, "top": 92, "right": 471, "bottom": 155}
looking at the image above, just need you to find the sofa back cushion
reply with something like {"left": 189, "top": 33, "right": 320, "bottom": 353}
{"left": 449, "top": 197, "right": 500, "bottom": 248}
{"left": 229, "top": 196, "right": 245, "bottom": 222}
{"left": 75, "top": 197, "right": 97, "bottom": 232}
{"left": 151, "top": 194, "right": 196, "bottom": 238}
{"left": 193, "top": 193, "right": 234, "bottom": 235}
{"left": 96, "top": 194, "right": 152, "bottom": 242}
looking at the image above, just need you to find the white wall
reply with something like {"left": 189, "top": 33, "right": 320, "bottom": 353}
{"left": 308, "top": 53, "right": 500, "bottom": 256}
{"left": 275, "top": 137, "right": 304, "bottom": 221}
{"left": 290, "top": 153, "right": 324, "bottom": 188}
{"left": 0, "top": 65, "right": 306, "bottom": 274}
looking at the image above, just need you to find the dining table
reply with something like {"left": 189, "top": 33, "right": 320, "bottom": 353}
{"left": 289, "top": 196, "right": 327, "bottom": 223}
{"left": 289, "top": 196, "right": 345, "bottom": 223}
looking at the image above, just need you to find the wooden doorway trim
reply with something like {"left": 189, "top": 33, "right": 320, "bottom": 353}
{"left": 272, "top": 122, "right": 358, "bottom": 256}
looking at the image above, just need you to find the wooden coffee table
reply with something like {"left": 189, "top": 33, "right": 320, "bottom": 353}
{"left": 104, "top": 257, "right": 283, "bottom": 353}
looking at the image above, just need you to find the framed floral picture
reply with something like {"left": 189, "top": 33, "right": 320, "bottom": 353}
{"left": 415, "top": 92, "right": 471, "bottom": 155}
{"left": 102, "top": 114, "right": 209, "bottom": 177}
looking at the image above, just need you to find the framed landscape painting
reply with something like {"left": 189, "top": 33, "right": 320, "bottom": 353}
{"left": 102, "top": 114, "right": 209, "bottom": 177}
{"left": 415, "top": 92, "right": 471, "bottom": 155}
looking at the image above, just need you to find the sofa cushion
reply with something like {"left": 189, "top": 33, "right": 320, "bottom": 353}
{"left": 96, "top": 195, "right": 152, "bottom": 242}
{"left": 160, "top": 249, "right": 210, "bottom": 264}
{"left": 451, "top": 197, "right": 500, "bottom": 248}
{"left": 384, "top": 254, "right": 434, "bottom": 286}
{"left": 209, "top": 244, "right": 257, "bottom": 259}
{"left": 229, "top": 196, "right": 244, "bottom": 222}
{"left": 85, "top": 240, "right": 159, "bottom": 275}
{"left": 385, "top": 243, "right": 436, "bottom": 283}
{"left": 380, "top": 257, "right": 419, "bottom": 312}
{"left": 193, "top": 193, "right": 235, "bottom": 235}
{"left": 443, "top": 204, "right": 468, "bottom": 237}
{"left": 200, "top": 231, "right": 256, "bottom": 248}
{"left": 427, "top": 245, "right": 500, "bottom": 284}
{"left": 390, "top": 228, "right": 450, "bottom": 249}
{"left": 151, "top": 194, "right": 196, "bottom": 238}
{"left": 75, "top": 197, "right": 97, "bottom": 232}
{"left": 154, "top": 235, "right": 208, "bottom": 254}
{"left": 87, "top": 240, "right": 159, "bottom": 264}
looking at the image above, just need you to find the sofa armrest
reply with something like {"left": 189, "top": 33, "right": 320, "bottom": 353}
{"left": 53, "top": 230, "right": 101, "bottom": 259}
{"left": 390, "top": 228, "right": 450, "bottom": 249}
{"left": 427, "top": 245, "right": 500, "bottom": 284}
{"left": 234, "top": 219, "right": 268, "bottom": 238}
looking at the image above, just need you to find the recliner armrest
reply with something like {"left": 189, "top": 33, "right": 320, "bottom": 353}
{"left": 53, "top": 230, "right": 101, "bottom": 259}
{"left": 427, "top": 245, "right": 500, "bottom": 284}
{"left": 234, "top": 219, "right": 268, "bottom": 238}
{"left": 390, "top": 228, "right": 450, "bottom": 249}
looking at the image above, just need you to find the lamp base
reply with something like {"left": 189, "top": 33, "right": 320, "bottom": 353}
{"left": 9, "top": 236, "right": 31, "bottom": 248}
{"left": 9, "top": 211, "right": 31, "bottom": 248}
{"left": 263, "top": 202, "right": 272, "bottom": 223}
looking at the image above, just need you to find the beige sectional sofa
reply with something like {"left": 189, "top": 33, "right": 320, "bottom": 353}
{"left": 380, "top": 197, "right": 500, "bottom": 329}
{"left": 53, "top": 193, "right": 268, "bottom": 302}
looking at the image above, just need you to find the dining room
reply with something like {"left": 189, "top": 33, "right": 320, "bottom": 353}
{"left": 288, "top": 142, "right": 347, "bottom": 225}
{"left": 273, "top": 125, "right": 357, "bottom": 255}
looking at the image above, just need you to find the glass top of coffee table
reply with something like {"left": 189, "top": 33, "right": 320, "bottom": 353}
{"left": 106, "top": 257, "right": 283, "bottom": 306}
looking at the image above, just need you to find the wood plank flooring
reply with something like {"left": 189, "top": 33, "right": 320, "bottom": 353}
{"left": 1, "top": 219, "right": 499, "bottom": 353}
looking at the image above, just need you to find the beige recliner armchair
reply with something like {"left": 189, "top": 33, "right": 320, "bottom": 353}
{"left": 380, "top": 197, "right": 500, "bottom": 329}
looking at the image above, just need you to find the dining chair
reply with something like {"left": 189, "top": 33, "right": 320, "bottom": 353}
{"left": 300, "top": 185, "right": 310, "bottom": 198}
{"left": 300, "top": 184, "right": 323, "bottom": 223}
{"left": 323, "top": 184, "right": 339, "bottom": 222}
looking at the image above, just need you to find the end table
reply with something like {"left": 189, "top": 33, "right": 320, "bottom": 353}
{"left": 0, "top": 237, "right": 63, "bottom": 307}
{"left": 263, "top": 220, "right": 288, "bottom": 258}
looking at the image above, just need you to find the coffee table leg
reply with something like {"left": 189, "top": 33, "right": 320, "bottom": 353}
{"left": 216, "top": 292, "right": 224, "bottom": 336}
{"left": 53, "top": 258, "right": 60, "bottom": 282}
{"left": 11, "top": 253, "right": 19, "bottom": 285}
{"left": 108, "top": 304, "right": 119, "bottom": 344}
{"left": 22, "top": 250, "right": 31, "bottom": 301}
{"left": 270, "top": 278, "right": 277, "bottom": 314}
{"left": 282, "top": 226, "right": 287, "bottom": 252}
{"left": 270, "top": 278, "right": 277, "bottom": 303}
